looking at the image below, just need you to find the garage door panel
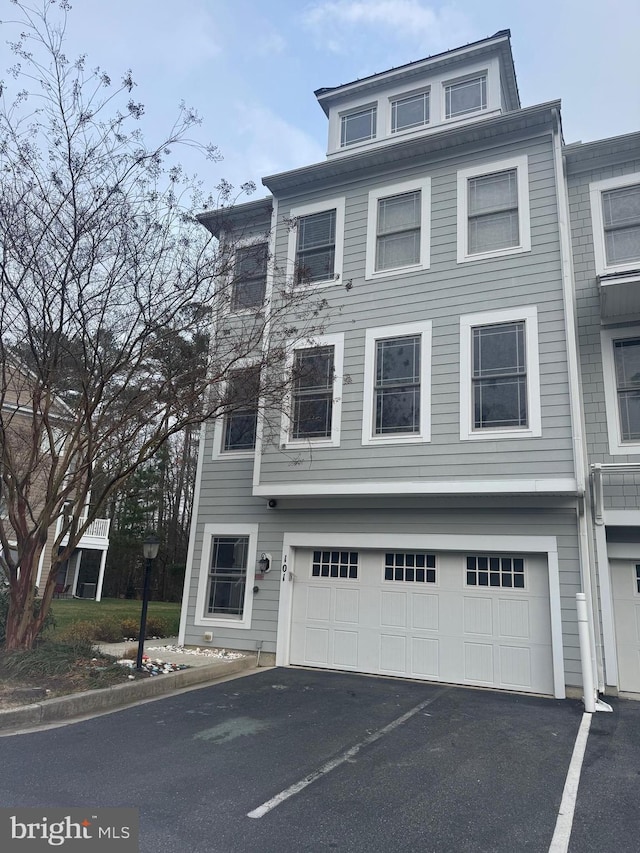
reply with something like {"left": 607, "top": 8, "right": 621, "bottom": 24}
{"left": 611, "top": 561, "right": 640, "bottom": 693}
{"left": 335, "top": 588, "right": 359, "bottom": 624}
{"left": 499, "top": 598, "right": 530, "bottom": 639}
{"left": 463, "top": 596, "right": 493, "bottom": 635}
{"left": 412, "top": 637, "right": 440, "bottom": 677}
{"left": 290, "top": 548, "right": 553, "bottom": 695}
{"left": 333, "top": 630, "right": 358, "bottom": 667}
{"left": 412, "top": 593, "right": 439, "bottom": 631}
{"left": 380, "top": 633, "right": 406, "bottom": 673}
{"left": 380, "top": 591, "right": 407, "bottom": 628}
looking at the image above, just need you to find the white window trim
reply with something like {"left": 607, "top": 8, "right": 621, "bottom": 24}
{"left": 601, "top": 327, "right": 640, "bottom": 455}
{"left": 590, "top": 173, "right": 640, "bottom": 277}
{"left": 456, "top": 155, "right": 531, "bottom": 264}
{"left": 442, "top": 70, "right": 489, "bottom": 122}
{"left": 280, "top": 332, "right": 344, "bottom": 450}
{"left": 459, "top": 305, "right": 541, "bottom": 441}
{"left": 212, "top": 359, "right": 258, "bottom": 460}
{"left": 365, "top": 178, "right": 431, "bottom": 280}
{"left": 362, "top": 321, "right": 432, "bottom": 446}
{"left": 287, "top": 198, "right": 346, "bottom": 288}
{"left": 193, "top": 523, "right": 258, "bottom": 629}
{"left": 229, "top": 238, "right": 269, "bottom": 315}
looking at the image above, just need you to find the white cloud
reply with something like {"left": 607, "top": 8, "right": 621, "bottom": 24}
{"left": 225, "top": 103, "right": 327, "bottom": 190}
{"left": 302, "top": 0, "right": 473, "bottom": 55}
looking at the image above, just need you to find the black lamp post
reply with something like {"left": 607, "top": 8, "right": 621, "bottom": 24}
{"left": 136, "top": 533, "right": 160, "bottom": 671}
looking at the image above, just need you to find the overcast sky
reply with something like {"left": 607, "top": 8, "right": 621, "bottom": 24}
{"left": 2, "top": 0, "right": 639, "bottom": 200}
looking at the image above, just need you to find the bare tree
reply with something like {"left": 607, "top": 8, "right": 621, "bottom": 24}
{"left": 0, "top": 2, "right": 329, "bottom": 649}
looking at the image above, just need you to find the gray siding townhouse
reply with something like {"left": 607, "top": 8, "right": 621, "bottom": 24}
{"left": 179, "top": 31, "right": 597, "bottom": 700}
{"left": 566, "top": 132, "right": 640, "bottom": 696}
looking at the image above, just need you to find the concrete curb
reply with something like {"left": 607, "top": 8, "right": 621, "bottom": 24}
{"left": 0, "top": 654, "right": 265, "bottom": 732}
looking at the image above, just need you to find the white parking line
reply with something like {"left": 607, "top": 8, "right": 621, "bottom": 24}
{"left": 548, "top": 712, "right": 592, "bottom": 853}
{"left": 247, "top": 688, "right": 449, "bottom": 819}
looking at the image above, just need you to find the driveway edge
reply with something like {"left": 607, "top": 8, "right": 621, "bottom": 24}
{"left": 0, "top": 654, "right": 261, "bottom": 731}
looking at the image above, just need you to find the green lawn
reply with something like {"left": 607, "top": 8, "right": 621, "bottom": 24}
{"left": 48, "top": 598, "right": 181, "bottom": 639}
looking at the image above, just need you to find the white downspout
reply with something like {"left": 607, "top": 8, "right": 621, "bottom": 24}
{"left": 551, "top": 112, "right": 605, "bottom": 706}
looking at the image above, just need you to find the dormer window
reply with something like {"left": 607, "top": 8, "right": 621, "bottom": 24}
{"left": 340, "top": 105, "right": 377, "bottom": 147}
{"left": 445, "top": 74, "right": 487, "bottom": 119}
{"left": 391, "top": 91, "right": 430, "bottom": 133}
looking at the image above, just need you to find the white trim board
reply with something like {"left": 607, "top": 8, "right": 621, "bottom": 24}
{"left": 254, "top": 477, "right": 578, "bottom": 497}
{"left": 276, "top": 530, "right": 566, "bottom": 699}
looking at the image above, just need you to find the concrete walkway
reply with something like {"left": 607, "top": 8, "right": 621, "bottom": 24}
{"left": 0, "top": 640, "right": 273, "bottom": 733}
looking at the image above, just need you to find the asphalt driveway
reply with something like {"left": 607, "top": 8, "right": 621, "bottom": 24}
{"left": 0, "top": 668, "right": 635, "bottom": 852}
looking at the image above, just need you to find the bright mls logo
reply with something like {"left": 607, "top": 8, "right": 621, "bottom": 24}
{"left": 0, "top": 808, "right": 138, "bottom": 851}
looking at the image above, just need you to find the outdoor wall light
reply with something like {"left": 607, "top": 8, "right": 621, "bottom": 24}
{"left": 257, "top": 552, "right": 271, "bottom": 573}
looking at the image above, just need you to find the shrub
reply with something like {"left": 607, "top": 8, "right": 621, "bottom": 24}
{"left": 91, "top": 619, "right": 126, "bottom": 643}
{"left": 55, "top": 621, "right": 99, "bottom": 646}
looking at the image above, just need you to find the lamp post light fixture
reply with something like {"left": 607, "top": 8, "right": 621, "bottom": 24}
{"left": 136, "top": 533, "right": 161, "bottom": 671}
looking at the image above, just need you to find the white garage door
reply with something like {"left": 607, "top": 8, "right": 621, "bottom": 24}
{"left": 290, "top": 548, "right": 554, "bottom": 695}
{"left": 611, "top": 560, "right": 640, "bottom": 694}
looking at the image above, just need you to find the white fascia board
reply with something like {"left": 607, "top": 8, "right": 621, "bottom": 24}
{"left": 254, "top": 477, "right": 578, "bottom": 497}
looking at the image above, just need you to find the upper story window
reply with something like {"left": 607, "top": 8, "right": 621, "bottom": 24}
{"left": 601, "top": 328, "right": 640, "bottom": 455}
{"left": 232, "top": 243, "right": 267, "bottom": 310}
{"left": 222, "top": 367, "right": 259, "bottom": 453}
{"left": 445, "top": 74, "right": 487, "bottom": 119}
{"left": 288, "top": 198, "right": 345, "bottom": 287}
{"left": 282, "top": 333, "right": 344, "bottom": 448}
{"left": 340, "top": 105, "right": 377, "bottom": 147}
{"left": 362, "top": 321, "right": 432, "bottom": 445}
{"left": 391, "top": 90, "right": 429, "bottom": 133}
{"left": 460, "top": 306, "right": 541, "bottom": 441}
{"left": 590, "top": 175, "right": 640, "bottom": 276}
{"left": 365, "top": 179, "right": 431, "bottom": 279}
{"left": 457, "top": 156, "right": 531, "bottom": 263}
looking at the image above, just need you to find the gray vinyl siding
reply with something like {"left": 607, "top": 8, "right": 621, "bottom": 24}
{"left": 183, "top": 430, "right": 582, "bottom": 685}
{"left": 568, "top": 151, "right": 640, "bottom": 511}
{"left": 256, "top": 132, "right": 574, "bottom": 489}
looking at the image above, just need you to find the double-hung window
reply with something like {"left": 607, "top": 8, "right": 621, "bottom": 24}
{"left": 365, "top": 179, "right": 430, "bottom": 278}
{"left": 457, "top": 157, "right": 530, "bottom": 262}
{"left": 601, "top": 329, "right": 640, "bottom": 454}
{"left": 362, "top": 322, "right": 431, "bottom": 445}
{"left": 590, "top": 174, "right": 640, "bottom": 275}
{"left": 340, "top": 105, "right": 377, "bottom": 147}
{"left": 445, "top": 74, "right": 487, "bottom": 119}
{"left": 391, "top": 90, "right": 429, "bottom": 133}
{"left": 288, "top": 199, "right": 345, "bottom": 287}
{"left": 194, "top": 523, "right": 258, "bottom": 629}
{"left": 283, "top": 334, "right": 344, "bottom": 448}
{"left": 460, "top": 306, "right": 541, "bottom": 440}
{"left": 221, "top": 367, "right": 259, "bottom": 453}
{"left": 232, "top": 243, "right": 267, "bottom": 310}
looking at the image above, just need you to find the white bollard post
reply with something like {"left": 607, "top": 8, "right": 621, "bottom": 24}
{"left": 576, "top": 593, "right": 595, "bottom": 713}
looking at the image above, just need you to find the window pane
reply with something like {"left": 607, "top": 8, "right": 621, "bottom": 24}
{"left": 233, "top": 244, "right": 267, "bottom": 309}
{"left": 472, "top": 322, "right": 527, "bottom": 429}
{"left": 296, "top": 210, "right": 336, "bottom": 283}
{"left": 292, "top": 346, "right": 334, "bottom": 439}
{"left": 605, "top": 226, "right": 640, "bottom": 265}
{"left": 392, "top": 92, "right": 429, "bottom": 132}
{"left": 602, "top": 185, "right": 640, "bottom": 227}
{"left": 378, "top": 192, "right": 420, "bottom": 234}
{"left": 206, "top": 536, "right": 248, "bottom": 616}
{"left": 375, "top": 191, "right": 421, "bottom": 271}
{"left": 341, "top": 107, "right": 377, "bottom": 146}
{"left": 469, "top": 171, "right": 518, "bottom": 215}
{"left": 469, "top": 211, "right": 519, "bottom": 254}
{"left": 222, "top": 369, "right": 259, "bottom": 451}
{"left": 614, "top": 339, "right": 640, "bottom": 388}
{"left": 446, "top": 76, "right": 486, "bottom": 118}
{"left": 375, "top": 336, "right": 420, "bottom": 434}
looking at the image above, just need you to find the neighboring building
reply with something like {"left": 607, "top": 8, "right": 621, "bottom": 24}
{"left": 0, "top": 362, "right": 110, "bottom": 600}
{"left": 179, "top": 30, "right": 637, "bottom": 700}
{"left": 565, "top": 132, "right": 640, "bottom": 695}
